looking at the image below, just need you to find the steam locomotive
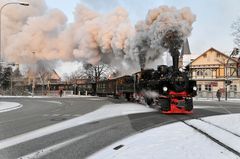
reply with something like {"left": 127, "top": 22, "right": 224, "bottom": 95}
{"left": 96, "top": 47, "right": 197, "bottom": 114}
{"left": 96, "top": 64, "right": 197, "bottom": 113}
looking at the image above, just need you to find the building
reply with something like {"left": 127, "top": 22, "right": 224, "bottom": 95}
{"left": 26, "top": 69, "right": 61, "bottom": 85}
{"left": 188, "top": 47, "right": 240, "bottom": 98}
{"left": 179, "top": 39, "right": 197, "bottom": 68}
{"left": 25, "top": 69, "right": 62, "bottom": 95}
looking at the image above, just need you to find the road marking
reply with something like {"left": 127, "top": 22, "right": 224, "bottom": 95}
{"left": 62, "top": 114, "right": 71, "bottom": 117}
{"left": 42, "top": 114, "right": 80, "bottom": 117}
{"left": 0, "top": 103, "right": 22, "bottom": 113}
{"left": 17, "top": 126, "right": 113, "bottom": 159}
{"left": 194, "top": 106, "right": 217, "bottom": 109}
{"left": 36, "top": 100, "right": 62, "bottom": 105}
{"left": 72, "top": 114, "right": 81, "bottom": 117}
{"left": 52, "top": 114, "right": 61, "bottom": 117}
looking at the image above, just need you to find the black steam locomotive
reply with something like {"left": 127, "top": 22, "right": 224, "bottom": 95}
{"left": 135, "top": 65, "right": 197, "bottom": 113}
{"left": 96, "top": 64, "right": 197, "bottom": 113}
{"left": 96, "top": 46, "right": 197, "bottom": 113}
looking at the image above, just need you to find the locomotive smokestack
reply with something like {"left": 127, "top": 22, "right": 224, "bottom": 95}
{"left": 161, "top": 30, "right": 184, "bottom": 71}
{"left": 170, "top": 48, "right": 180, "bottom": 71}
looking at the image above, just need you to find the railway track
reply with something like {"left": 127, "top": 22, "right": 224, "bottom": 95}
{"left": 171, "top": 116, "right": 240, "bottom": 157}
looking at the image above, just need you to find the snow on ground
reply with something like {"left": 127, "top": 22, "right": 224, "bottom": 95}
{"left": 187, "top": 119, "right": 240, "bottom": 153}
{"left": 0, "top": 103, "right": 156, "bottom": 150}
{"left": 0, "top": 102, "right": 22, "bottom": 113}
{"left": 203, "top": 114, "right": 240, "bottom": 136}
{"left": 88, "top": 113, "right": 240, "bottom": 159}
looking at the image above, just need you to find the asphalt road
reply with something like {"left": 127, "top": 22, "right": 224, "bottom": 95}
{"left": 0, "top": 97, "right": 239, "bottom": 159}
{"left": 0, "top": 97, "right": 111, "bottom": 140}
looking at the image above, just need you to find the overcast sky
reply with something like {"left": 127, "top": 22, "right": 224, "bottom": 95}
{"left": 44, "top": 0, "right": 240, "bottom": 75}
{"left": 45, "top": 0, "right": 240, "bottom": 54}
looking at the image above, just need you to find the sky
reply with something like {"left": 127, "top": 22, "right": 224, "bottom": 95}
{"left": 45, "top": 0, "right": 240, "bottom": 54}
{"left": 1, "top": 0, "right": 240, "bottom": 77}
{"left": 43, "top": 0, "right": 240, "bottom": 76}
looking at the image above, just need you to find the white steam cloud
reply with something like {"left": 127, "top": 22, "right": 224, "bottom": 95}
{"left": 2, "top": 1, "right": 196, "bottom": 75}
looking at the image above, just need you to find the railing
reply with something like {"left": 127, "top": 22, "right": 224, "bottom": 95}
{"left": 195, "top": 90, "right": 240, "bottom": 100}
{"left": 34, "top": 90, "right": 73, "bottom": 96}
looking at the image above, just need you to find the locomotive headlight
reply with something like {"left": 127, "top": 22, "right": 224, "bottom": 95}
{"left": 193, "top": 86, "right": 197, "bottom": 91}
{"left": 163, "top": 86, "right": 168, "bottom": 92}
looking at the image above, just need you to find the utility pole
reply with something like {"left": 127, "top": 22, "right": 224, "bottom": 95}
{"left": 32, "top": 52, "right": 35, "bottom": 96}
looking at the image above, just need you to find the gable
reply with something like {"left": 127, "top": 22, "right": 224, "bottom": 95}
{"left": 50, "top": 70, "right": 61, "bottom": 80}
{"left": 191, "top": 48, "right": 238, "bottom": 66}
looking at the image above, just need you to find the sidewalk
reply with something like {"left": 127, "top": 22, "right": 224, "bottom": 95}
{"left": 0, "top": 102, "right": 22, "bottom": 113}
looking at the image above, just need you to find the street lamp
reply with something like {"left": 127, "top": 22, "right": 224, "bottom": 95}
{"left": 0, "top": 2, "right": 29, "bottom": 62}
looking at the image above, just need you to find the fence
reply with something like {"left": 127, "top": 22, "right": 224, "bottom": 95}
{"left": 33, "top": 90, "right": 73, "bottom": 96}
{"left": 195, "top": 90, "right": 240, "bottom": 100}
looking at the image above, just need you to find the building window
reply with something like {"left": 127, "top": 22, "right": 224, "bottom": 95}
{"left": 196, "top": 70, "right": 203, "bottom": 76}
{"left": 197, "top": 84, "right": 202, "bottom": 91}
{"left": 217, "top": 53, "right": 221, "bottom": 58}
{"left": 205, "top": 84, "right": 212, "bottom": 91}
{"left": 204, "top": 69, "right": 212, "bottom": 77}
{"left": 230, "top": 85, "right": 237, "bottom": 91}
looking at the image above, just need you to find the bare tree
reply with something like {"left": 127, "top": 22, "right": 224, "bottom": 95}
{"left": 84, "top": 63, "right": 112, "bottom": 82}
{"left": 232, "top": 17, "right": 240, "bottom": 47}
{"left": 69, "top": 68, "right": 87, "bottom": 83}
{"left": 62, "top": 67, "right": 87, "bottom": 83}
{"left": 1, "top": 67, "right": 12, "bottom": 90}
{"left": 62, "top": 63, "right": 114, "bottom": 83}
